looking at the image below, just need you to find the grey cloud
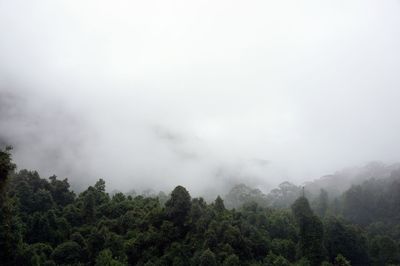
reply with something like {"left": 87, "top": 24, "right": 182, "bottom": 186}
{"left": 152, "top": 125, "right": 199, "bottom": 160}
{"left": 1, "top": 0, "right": 400, "bottom": 195}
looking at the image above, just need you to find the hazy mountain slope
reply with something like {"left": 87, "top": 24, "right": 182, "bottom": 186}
{"left": 304, "top": 162, "right": 400, "bottom": 198}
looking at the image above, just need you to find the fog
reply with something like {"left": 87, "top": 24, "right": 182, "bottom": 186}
{"left": 1, "top": 0, "right": 400, "bottom": 195}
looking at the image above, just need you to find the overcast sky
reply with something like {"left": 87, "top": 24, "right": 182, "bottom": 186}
{"left": 1, "top": 0, "right": 400, "bottom": 195}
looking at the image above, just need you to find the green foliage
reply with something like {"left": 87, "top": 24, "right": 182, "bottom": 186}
{"left": 342, "top": 174, "right": 400, "bottom": 226}
{"left": 223, "top": 254, "right": 240, "bottom": 266}
{"left": 214, "top": 195, "right": 226, "bottom": 212}
{"left": 0, "top": 147, "right": 21, "bottom": 266}
{"left": 95, "top": 179, "right": 106, "bottom": 192}
{"left": 0, "top": 146, "right": 16, "bottom": 198}
{"left": 95, "top": 249, "right": 125, "bottom": 266}
{"left": 293, "top": 257, "right": 311, "bottom": 266}
{"left": 334, "top": 254, "right": 351, "bottom": 266}
{"left": 264, "top": 251, "right": 291, "bottom": 266}
{"left": 165, "top": 185, "right": 191, "bottom": 226}
{"left": 291, "top": 197, "right": 326, "bottom": 266}
{"left": 270, "top": 238, "right": 296, "bottom": 262}
{"left": 314, "top": 189, "right": 329, "bottom": 217}
{"left": 3, "top": 158, "right": 400, "bottom": 266}
{"left": 0, "top": 196, "right": 23, "bottom": 265}
{"left": 82, "top": 188, "right": 96, "bottom": 223}
{"left": 51, "top": 241, "right": 81, "bottom": 265}
{"left": 200, "top": 249, "right": 217, "bottom": 266}
{"left": 324, "top": 216, "right": 369, "bottom": 265}
{"left": 48, "top": 175, "right": 75, "bottom": 206}
{"left": 370, "top": 235, "right": 399, "bottom": 265}
{"left": 224, "top": 184, "right": 269, "bottom": 209}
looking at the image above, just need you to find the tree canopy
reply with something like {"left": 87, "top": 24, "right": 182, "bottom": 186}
{"left": 1, "top": 150, "right": 400, "bottom": 265}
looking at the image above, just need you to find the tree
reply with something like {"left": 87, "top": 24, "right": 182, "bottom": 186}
{"left": 82, "top": 190, "right": 96, "bottom": 223}
{"left": 315, "top": 189, "right": 328, "bottom": 217}
{"left": 95, "top": 249, "right": 124, "bottom": 266}
{"left": 70, "top": 232, "right": 87, "bottom": 250}
{"left": 32, "top": 189, "right": 54, "bottom": 212}
{"left": 27, "top": 212, "right": 51, "bottom": 243}
{"left": 291, "top": 197, "right": 326, "bottom": 266}
{"left": 5, "top": 154, "right": 400, "bottom": 266}
{"left": 214, "top": 195, "right": 225, "bottom": 212}
{"left": 0, "top": 146, "right": 15, "bottom": 202}
{"left": 165, "top": 186, "right": 191, "bottom": 226}
{"left": 95, "top": 179, "right": 106, "bottom": 192}
{"left": 370, "top": 235, "right": 399, "bottom": 265}
{"left": 204, "top": 229, "right": 218, "bottom": 249}
{"left": 51, "top": 241, "right": 81, "bottom": 265}
{"left": 0, "top": 147, "right": 20, "bottom": 266}
{"left": 334, "top": 254, "right": 351, "bottom": 266}
{"left": 25, "top": 243, "right": 54, "bottom": 266}
{"left": 294, "top": 257, "right": 311, "bottom": 266}
{"left": 112, "top": 192, "right": 126, "bottom": 203}
{"left": 265, "top": 251, "right": 291, "bottom": 266}
{"left": 49, "top": 176, "right": 75, "bottom": 206}
{"left": 271, "top": 238, "right": 296, "bottom": 262}
{"left": 0, "top": 196, "right": 22, "bottom": 265}
{"left": 200, "top": 249, "right": 217, "bottom": 266}
{"left": 87, "top": 226, "right": 109, "bottom": 261}
{"left": 222, "top": 254, "right": 240, "bottom": 266}
{"left": 324, "top": 217, "right": 369, "bottom": 265}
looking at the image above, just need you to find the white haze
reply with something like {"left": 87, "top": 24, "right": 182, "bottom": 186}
{"left": 1, "top": 0, "right": 400, "bottom": 195}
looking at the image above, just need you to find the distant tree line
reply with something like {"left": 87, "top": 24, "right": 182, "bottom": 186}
{"left": 0, "top": 147, "right": 399, "bottom": 265}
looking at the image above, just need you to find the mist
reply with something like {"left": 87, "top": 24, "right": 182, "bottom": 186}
{"left": 1, "top": 0, "right": 400, "bottom": 196}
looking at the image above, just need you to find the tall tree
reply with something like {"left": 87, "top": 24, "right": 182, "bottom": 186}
{"left": 0, "top": 146, "right": 15, "bottom": 202}
{"left": 165, "top": 186, "right": 191, "bottom": 226}
{"left": 315, "top": 189, "right": 329, "bottom": 217}
{"left": 82, "top": 190, "right": 96, "bottom": 224}
{"left": 200, "top": 249, "right": 217, "bottom": 266}
{"left": 292, "top": 197, "right": 326, "bottom": 266}
{"left": 0, "top": 146, "right": 21, "bottom": 265}
{"left": 214, "top": 195, "right": 225, "bottom": 212}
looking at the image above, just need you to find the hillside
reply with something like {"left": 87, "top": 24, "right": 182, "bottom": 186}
{"left": 2, "top": 148, "right": 400, "bottom": 265}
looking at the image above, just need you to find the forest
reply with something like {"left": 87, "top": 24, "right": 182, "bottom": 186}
{"left": 1, "top": 147, "right": 400, "bottom": 266}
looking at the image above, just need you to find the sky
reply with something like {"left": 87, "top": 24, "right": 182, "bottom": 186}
{"left": 1, "top": 0, "right": 400, "bottom": 195}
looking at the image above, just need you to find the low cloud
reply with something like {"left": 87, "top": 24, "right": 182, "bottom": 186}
{"left": 1, "top": 0, "right": 400, "bottom": 196}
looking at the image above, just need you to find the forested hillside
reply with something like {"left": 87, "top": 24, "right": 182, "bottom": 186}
{"left": 1, "top": 148, "right": 400, "bottom": 266}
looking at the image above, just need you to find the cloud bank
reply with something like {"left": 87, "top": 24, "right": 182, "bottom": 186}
{"left": 1, "top": 0, "right": 400, "bottom": 195}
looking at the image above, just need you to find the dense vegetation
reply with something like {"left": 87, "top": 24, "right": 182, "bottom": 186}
{"left": 1, "top": 147, "right": 400, "bottom": 265}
